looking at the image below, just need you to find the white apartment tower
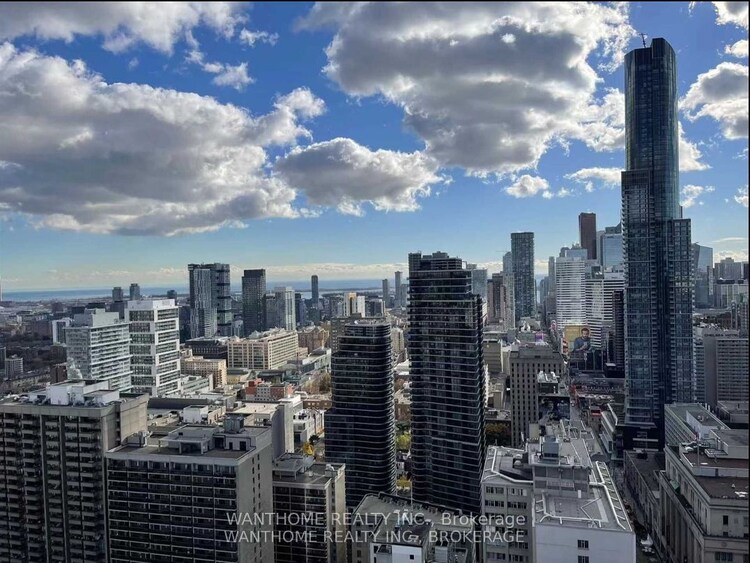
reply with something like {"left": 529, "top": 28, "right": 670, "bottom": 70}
{"left": 65, "top": 308, "right": 132, "bottom": 391}
{"left": 127, "top": 299, "right": 181, "bottom": 396}
{"left": 274, "top": 287, "right": 296, "bottom": 331}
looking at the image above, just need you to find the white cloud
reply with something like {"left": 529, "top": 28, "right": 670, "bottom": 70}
{"left": 505, "top": 175, "right": 550, "bottom": 198}
{"left": 299, "top": 2, "right": 635, "bottom": 175}
{"left": 566, "top": 167, "right": 621, "bottom": 189}
{"left": 734, "top": 186, "right": 749, "bottom": 207}
{"left": 0, "top": 43, "right": 326, "bottom": 236}
{"left": 239, "top": 28, "right": 279, "bottom": 47}
{"left": 0, "top": 3, "right": 244, "bottom": 53}
{"left": 680, "top": 184, "right": 715, "bottom": 208}
{"left": 725, "top": 39, "right": 748, "bottom": 58}
{"left": 274, "top": 138, "right": 446, "bottom": 215}
{"left": 679, "top": 123, "right": 711, "bottom": 171}
{"left": 210, "top": 62, "right": 252, "bottom": 90}
{"left": 712, "top": 1, "right": 749, "bottom": 29}
{"left": 681, "top": 62, "right": 749, "bottom": 139}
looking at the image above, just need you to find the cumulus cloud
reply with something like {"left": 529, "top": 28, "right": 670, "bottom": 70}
{"left": 680, "top": 184, "right": 715, "bottom": 208}
{"left": 300, "top": 2, "right": 635, "bottom": 175}
{"left": 711, "top": 1, "right": 749, "bottom": 29}
{"left": 275, "top": 138, "right": 446, "bottom": 215}
{"left": 735, "top": 186, "right": 749, "bottom": 207}
{"left": 726, "top": 39, "right": 748, "bottom": 58}
{"left": 239, "top": 28, "right": 279, "bottom": 47}
{"left": 505, "top": 175, "right": 550, "bottom": 198}
{"left": 0, "top": 3, "right": 243, "bottom": 53}
{"left": 566, "top": 167, "right": 621, "bottom": 191}
{"left": 682, "top": 62, "right": 749, "bottom": 139}
{"left": 0, "top": 43, "right": 326, "bottom": 236}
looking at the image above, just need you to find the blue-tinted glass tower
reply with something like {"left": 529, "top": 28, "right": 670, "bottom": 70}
{"left": 622, "top": 38, "right": 693, "bottom": 448}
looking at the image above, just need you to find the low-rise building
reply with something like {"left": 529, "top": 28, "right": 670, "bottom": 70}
{"left": 182, "top": 354, "right": 228, "bottom": 388}
{"left": 227, "top": 329, "right": 298, "bottom": 370}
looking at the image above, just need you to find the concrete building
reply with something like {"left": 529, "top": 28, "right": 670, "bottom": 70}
{"left": 659, "top": 404, "right": 748, "bottom": 563}
{"left": 579, "top": 212, "right": 597, "bottom": 260}
{"left": 714, "top": 279, "right": 748, "bottom": 309}
{"left": 350, "top": 494, "right": 476, "bottom": 563}
{"left": 274, "top": 286, "right": 296, "bottom": 331}
{"left": 382, "top": 278, "right": 390, "bottom": 307}
{"left": 394, "top": 271, "right": 403, "bottom": 308}
{"left": 555, "top": 255, "right": 596, "bottom": 333}
{"left": 343, "top": 292, "right": 366, "bottom": 318}
{"left": 508, "top": 343, "right": 564, "bottom": 447}
{"left": 297, "top": 325, "right": 329, "bottom": 352}
{"left": 188, "top": 266, "right": 217, "bottom": 338}
{"left": 242, "top": 269, "right": 266, "bottom": 335}
{"left": 328, "top": 314, "right": 363, "bottom": 354}
{"left": 65, "top": 308, "right": 132, "bottom": 392}
{"left": 129, "top": 283, "right": 141, "bottom": 301}
{"left": 326, "top": 320, "right": 395, "bottom": 508}
{"left": 3, "top": 355, "right": 23, "bottom": 379}
{"left": 185, "top": 336, "right": 229, "bottom": 361}
{"left": 127, "top": 299, "right": 181, "bottom": 397}
{"left": 489, "top": 272, "right": 514, "bottom": 329}
{"left": 693, "top": 327, "right": 749, "bottom": 407}
{"left": 51, "top": 317, "right": 72, "bottom": 344}
{"left": 584, "top": 270, "right": 625, "bottom": 350}
{"left": 106, "top": 416, "right": 274, "bottom": 563}
{"left": 0, "top": 381, "right": 148, "bottom": 562}
{"left": 181, "top": 355, "right": 227, "bottom": 389}
{"left": 227, "top": 329, "right": 298, "bottom": 371}
{"left": 692, "top": 244, "right": 714, "bottom": 308}
{"left": 511, "top": 232, "right": 535, "bottom": 321}
{"left": 408, "top": 251, "right": 485, "bottom": 514}
{"left": 272, "top": 454, "right": 346, "bottom": 563}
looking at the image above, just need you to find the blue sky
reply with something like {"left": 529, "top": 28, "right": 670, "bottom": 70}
{"left": 0, "top": 2, "right": 747, "bottom": 290}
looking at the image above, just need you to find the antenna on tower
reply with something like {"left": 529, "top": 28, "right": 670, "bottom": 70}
{"left": 640, "top": 33, "right": 647, "bottom": 48}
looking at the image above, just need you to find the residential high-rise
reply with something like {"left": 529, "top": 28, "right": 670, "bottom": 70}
{"left": 503, "top": 251, "right": 513, "bottom": 274}
{"left": 598, "top": 223, "right": 624, "bottom": 270}
{"left": 715, "top": 256, "right": 746, "bottom": 280}
{"left": 325, "top": 320, "right": 395, "bottom": 508}
{"left": 381, "top": 278, "right": 389, "bottom": 307}
{"left": 112, "top": 286, "right": 124, "bottom": 302}
{"left": 294, "top": 292, "right": 306, "bottom": 326}
{"left": 242, "top": 269, "right": 266, "bottom": 335}
{"left": 106, "top": 416, "right": 274, "bottom": 563}
{"left": 408, "top": 251, "right": 485, "bottom": 514}
{"left": 489, "top": 272, "right": 514, "bottom": 328}
{"left": 692, "top": 243, "right": 714, "bottom": 308}
{"left": 584, "top": 270, "right": 625, "bottom": 351}
{"left": 127, "top": 299, "right": 181, "bottom": 396}
{"left": 343, "top": 292, "right": 366, "bottom": 317}
{"left": 613, "top": 289, "right": 626, "bottom": 370}
{"left": 579, "top": 212, "right": 597, "bottom": 260}
{"left": 129, "top": 283, "right": 141, "bottom": 301}
{"left": 188, "top": 263, "right": 232, "bottom": 337}
{"left": 311, "top": 274, "right": 319, "bottom": 307}
{"left": 0, "top": 381, "right": 148, "bottom": 562}
{"left": 65, "top": 308, "right": 132, "bottom": 391}
{"left": 394, "top": 270, "right": 402, "bottom": 308}
{"left": 693, "top": 327, "right": 749, "bottom": 407}
{"left": 511, "top": 232, "right": 535, "bottom": 322}
{"left": 555, "top": 256, "right": 595, "bottom": 333}
{"left": 273, "top": 286, "right": 296, "bottom": 331}
{"left": 622, "top": 38, "right": 693, "bottom": 447}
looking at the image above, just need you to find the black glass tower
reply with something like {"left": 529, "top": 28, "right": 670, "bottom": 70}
{"left": 511, "top": 232, "right": 535, "bottom": 322}
{"left": 241, "top": 269, "right": 266, "bottom": 335}
{"left": 408, "top": 251, "right": 485, "bottom": 514}
{"left": 622, "top": 38, "right": 693, "bottom": 448}
{"left": 325, "top": 320, "right": 395, "bottom": 508}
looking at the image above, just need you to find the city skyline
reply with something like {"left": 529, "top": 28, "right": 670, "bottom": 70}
{"left": 0, "top": 2, "right": 747, "bottom": 291}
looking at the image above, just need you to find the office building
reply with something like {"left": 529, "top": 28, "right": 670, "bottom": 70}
{"left": 508, "top": 343, "right": 564, "bottom": 446}
{"left": 326, "top": 320, "right": 395, "bottom": 508}
{"left": 408, "top": 251, "right": 485, "bottom": 514}
{"left": 166, "top": 289, "right": 177, "bottom": 300}
{"left": 4, "top": 355, "right": 23, "bottom": 379}
{"left": 488, "top": 272, "right": 515, "bottom": 328}
{"left": 0, "top": 381, "right": 148, "bottom": 562}
{"left": 692, "top": 244, "right": 714, "bottom": 308}
{"left": 129, "top": 283, "right": 141, "bottom": 301}
{"left": 182, "top": 355, "right": 227, "bottom": 389}
{"left": 579, "top": 212, "right": 597, "bottom": 260}
{"left": 350, "top": 494, "right": 476, "bottom": 563}
{"left": 554, "top": 255, "right": 596, "bottom": 333}
{"left": 381, "top": 278, "right": 389, "bottom": 307}
{"left": 659, "top": 404, "right": 748, "bottom": 563}
{"left": 185, "top": 336, "right": 229, "bottom": 361}
{"left": 274, "top": 286, "right": 296, "bottom": 331}
{"left": 65, "top": 308, "right": 132, "bottom": 392}
{"left": 242, "top": 269, "right": 266, "bottom": 335}
{"left": 295, "top": 291, "right": 307, "bottom": 327}
{"left": 365, "top": 297, "right": 385, "bottom": 318}
{"left": 482, "top": 422, "right": 636, "bottom": 563}
{"left": 511, "top": 232, "right": 535, "bottom": 321}
{"left": 584, "top": 270, "right": 625, "bottom": 351}
{"left": 311, "top": 274, "right": 320, "bottom": 307}
{"left": 343, "top": 292, "right": 366, "bottom": 318}
{"left": 622, "top": 38, "right": 693, "bottom": 447}
{"left": 297, "top": 326, "right": 329, "bottom": 352}
{"left": 227, "top": 329, "right": 298, "bottom": 371}
{"left": 714, "top": 279, "right": 748, "bottom": 309}
{"left": 264, "top": 293, "right": 277, "bottom": 329}
{"left": 394, "top": 271, "right": 403, "bottom": 308}
{"left": 112, "top": 286, "right": 124, "bottom": 302}
{"left": 693, "top": 327, "right": 749, "bottom": 407}
{"left": 127, "top": 299, "right": 181, "bottom": 396}
{"left": 503, "top": 251, "right": 513, "bottom": 274}
{"left": 598, "top": 223, "right": 624, "bottom": 270}
{"left": 188, "top": 263, "right": 232, "bottom": 337}
{"left": 715, "top": 257, "right": 746, "bottom": 281}
{"left": 272, "top": 454, "right": 346, "bottom": 563}
{"left": 106, "top": 416, "right": 274, "bottom": 563}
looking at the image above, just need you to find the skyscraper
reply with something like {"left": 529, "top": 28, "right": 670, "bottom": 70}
{"left": 242, "top": 269, "right": 266, "bottom": 335}
{"left": 311, "top": 274, "right": 319, "bottom": 307}
{"left": 598, "top": 223, "right": 624, "bottom": 270}
{"left": 325, "top": 320, "right": 395, "bottom": 508}
{"left": 502, "top": 251, "right": 513, "bottom": 275}
{"left": 112, "top": 286, "right": 124, "bottom": 302}
{"left": 554, "top": 255, "right": 596, "bottom": 332}
{"left": 188, "top": 263, "right": 232, "bottom": 337}
{"left": 511, "top": 232, "right": 535, "bottom": 322}
{"left": 394, "top": 271, "right": 402, "bottom": 307}
{"left": 579, "top": 212, "right": 597, "bottom": 260}
{"left": 188, "top": 266, "right": 217, "bottom": 338}
{"left": 129, "top": 283, "right": 141, "bottom": 301}
{"left": 274, "top": 286, "right": 296, "bottom": 331}
{"left": 381, "top": 278, "right": 389, "bottom": 307}
{"left": 622, "top": 38, "right": 693, "bottom": 447}
{"left": 408, "top": 251, "right": 485, "bottom": 514}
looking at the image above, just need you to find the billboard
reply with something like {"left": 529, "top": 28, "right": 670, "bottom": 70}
{"left": 563, "top": 324, "right": 592, "bottom": 357}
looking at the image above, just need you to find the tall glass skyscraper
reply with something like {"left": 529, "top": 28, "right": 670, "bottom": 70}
{"left": 408, "top": 251, "right": 485, "bottom": 514}
{"left": 622, "top": 38, "right": 693, "bottom": 447}
{"left": 242, "top": 269, "right": 266, "bottom": 335}
{"left": 511, "top": 232, "right": 535, "bottom": 322}
{"left": 188, "top": 263, "right": 231, "bottom": 337}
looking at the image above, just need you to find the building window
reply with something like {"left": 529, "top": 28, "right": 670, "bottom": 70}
{"left": 715, "top": 554, "right": 734, "bottom": 562}
{"left": 578, "top": 540, "right": 589, "bottom": 549}
{"left": 578, "top": 557, "right": 590, "bottom": 563}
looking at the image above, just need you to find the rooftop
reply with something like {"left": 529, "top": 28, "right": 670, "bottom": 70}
{"left": 624, "top": 450, "right": 665, "bottom": 493}
{"left": 272, "top": 453, "right": 342, "bottom": 487}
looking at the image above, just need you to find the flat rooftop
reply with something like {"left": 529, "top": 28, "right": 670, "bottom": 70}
{"left": 624, "top": 450, "right": 665, "bottom": 493}
{"left": 483, "top": 446, "right": 532, "bottom": 482}
{"left": 273, "top": 454, "right": 340, "bottom": 487}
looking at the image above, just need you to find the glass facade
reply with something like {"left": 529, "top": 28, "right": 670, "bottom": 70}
{"left": 511, "top": 232, "right": 535, "bottom": 322}
{"left": 622, "top": 39, "right": 693, "bottom": 444}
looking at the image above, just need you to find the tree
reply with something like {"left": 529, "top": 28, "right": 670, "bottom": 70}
{"left": 396, "top": 432, "right": 411, "bottom": 451}
{"left": 318, "top": 372, "right": 331, "bottom": 394}
{"left": 486, "top": 423, "right": 511, "bottom": 446}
